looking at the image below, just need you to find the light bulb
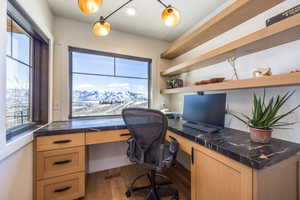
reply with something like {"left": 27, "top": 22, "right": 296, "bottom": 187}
{"left": 92, "top": 20, "right": 111, "bottom": 36}
{"left": 162, "top": 7, "right": 180, "bottom": 27}
{"left": 126, "top": 7, "right": 136, "bottom": 16}
{"left": 78, "top": 0, "right": 102, "bottom": 14}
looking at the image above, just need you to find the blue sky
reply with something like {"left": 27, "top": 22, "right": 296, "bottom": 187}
{"left": 72, "top": 52, "right": 149, "bottom": 95}
{"left": 6, "top": 30, "right": 31, "bottom": 90}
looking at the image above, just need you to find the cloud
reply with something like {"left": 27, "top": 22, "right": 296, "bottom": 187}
{"left": 107, "top": 83, "right": 129, "bottom": 88}
{"left": 74, "top": 84, "right": 97, "bottom": 91}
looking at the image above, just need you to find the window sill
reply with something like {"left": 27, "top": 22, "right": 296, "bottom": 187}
{"left": 0, "top": 123, "right": 49, "bottom": 162}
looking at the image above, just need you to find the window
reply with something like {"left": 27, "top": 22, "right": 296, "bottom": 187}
{"left": 70, "top": 47, "right": 151, "bottom": 117}
{"left": 6, "top": 16, "right": 33, "bottom": 131}
{"left": 5, "top": 0, "right": 50, "bottom": 141}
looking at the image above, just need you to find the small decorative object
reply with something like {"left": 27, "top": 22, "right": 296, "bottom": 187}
{"left": 165, "top": 79, "right": 173, "bottom": 89}
{"left": 165, "top": 78, "right": 183, "bottom": 89}
{"left": 172, "top": 78, "right": 183, "bottom": 88}
{"left": 266, "top": 4, "right": 300, "bottom": 26}
{"left": 227, "top": 57, "right": 239, "bottom": 80}
{"left": 194, "top": 77, "right": 225, "bottom": 85}
{"left": 230, "top": 90, "right": 300, "bottom": 144}
{"left": 290, "top": 70, "right": 300, "bottom": 73}
{"left": 252, "top": 67, "right": 272, "bottom": 77}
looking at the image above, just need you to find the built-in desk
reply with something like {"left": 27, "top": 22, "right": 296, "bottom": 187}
{"left": 34, "top": 118, "right": 300, "bottom": 200}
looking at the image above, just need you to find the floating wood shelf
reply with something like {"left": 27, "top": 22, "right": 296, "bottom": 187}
{"left": 160, "top": 0, "right": 285, "bottom": 59}
{"left": 161, "top": 13, "right": 300, "bottom": 76}
{"left": 161, "top": 73, "right": 300, "bottom": 94}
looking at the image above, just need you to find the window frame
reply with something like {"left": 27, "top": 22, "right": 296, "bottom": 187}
{"left": 69, "top": 46, "right": 152, "bottom": 119}
{"left": 5, "top": 0, "right": 49, "bottom": 141}
{"left": 6, "top": 15, "right": 34, "bottom": 131}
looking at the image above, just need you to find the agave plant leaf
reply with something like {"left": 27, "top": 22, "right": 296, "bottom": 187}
{"left": 272, "top": 91, "right": 295, "bottom": 116}
{"left": 266, "top": 95, "right": 283, "bottom": 122}
{"left": 270, "top": 105, "right": 300, "bottom": 127}
{"left": 253, "top": 94, "right": 264, "bottom": 123}
{"left": 229, "top": 90, "right": 300, "bottom": 130}
{"left": 258, "top": 97, "right": 274, "bottom": 124}
{"left": 229, "top": 111, "right": 249, "bottom": 126}
{"left": 253, "top": 94, "right": 259, "bottom": 120}
{"left": 240, "top": 113, "right": 251, "bottom": 121}
{"left": 262, "top": 88, "right": 266, "bottom": 109}
{"left": 272, "top": 122, "right": 296, "bottom": 127}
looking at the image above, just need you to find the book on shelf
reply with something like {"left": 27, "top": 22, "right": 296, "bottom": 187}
{"left": 266, "top": 4, "right": 300, "bottom": 27}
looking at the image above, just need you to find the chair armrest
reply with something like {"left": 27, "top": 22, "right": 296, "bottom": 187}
{"left": 127, "top": 137, "right": 135, "bottom": 160}
{"left": 168, "top": 136, "right": 179, "bottom": 155}
{"left": 157, "top": 136, "right": 179, "bottom": 171}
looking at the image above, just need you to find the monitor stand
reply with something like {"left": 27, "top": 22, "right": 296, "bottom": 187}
{"left": 183, "top": 121, "right": 220, "bottom": 133}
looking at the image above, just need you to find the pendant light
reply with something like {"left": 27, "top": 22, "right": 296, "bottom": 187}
{"left": 162, "top": 6, "right": 180, "bottom": 27}
{"left": 78, "top": 0, "right": 102, "bottom": 14}
{"left": 158, "top": 0, "right": 180, "bottom": 27}
{"left": 92, "top": 0, "right": 133, "bottom": 36}
{"left": 92, "top": 17, "right": 111, "bottom": 36}
{"left": 79, "top": 0, "right": 181, "bottom": 37}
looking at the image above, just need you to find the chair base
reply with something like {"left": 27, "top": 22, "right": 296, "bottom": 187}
{"left": 125, "top": 170, "right": 179, "bottom": 200}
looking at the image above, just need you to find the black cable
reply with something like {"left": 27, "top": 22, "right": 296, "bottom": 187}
{"left": 103, "top": 0, "right": 133, "bottom": 20}
{"left": 157, "top": 0, "right": 169, "bottom": 8}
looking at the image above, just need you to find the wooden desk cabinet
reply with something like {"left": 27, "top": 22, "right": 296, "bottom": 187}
{"left": 188, "top": 136, "right": 300, "bottom": 200}
{"left": 34, "top": 129, "right": 129, "bottom": 200}
{"left": 85, "top": 129, "right": 130, "bottom": 145}
{"left": 191, "top": 144, "right": 252, "bottom": 200}
{"left": 34, "top": 130, "right": 300, "bottom": 200}
{"left": 166, "top": 131, "right": 300, "bottom": 200}
{"left": 34, "top": 133, "right": 86, "bottom": 200}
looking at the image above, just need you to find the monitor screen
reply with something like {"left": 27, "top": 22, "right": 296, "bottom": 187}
{"left": 183, "top": 94, "right": 226, "bottom": 127}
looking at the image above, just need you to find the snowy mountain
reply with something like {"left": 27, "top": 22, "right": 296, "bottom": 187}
{"left": 73, "top": 90, "right": 147, "bottom": 104}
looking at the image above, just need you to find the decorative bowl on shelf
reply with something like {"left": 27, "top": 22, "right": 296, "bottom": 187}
{"left": 194, "top": 77, "right": 225, "bottom": 85}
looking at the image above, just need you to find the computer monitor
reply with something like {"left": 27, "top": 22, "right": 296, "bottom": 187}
{"left": 183, "top": 94, "right": 226, "bottom": 128}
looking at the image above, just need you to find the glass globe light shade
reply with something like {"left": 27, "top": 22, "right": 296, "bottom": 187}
{"left": 92, "top": 20, "right": 111, "bottom": 36}
{"left": 161, "top": 7, "right": 180, "bottom": 27}
{"left": 78, "top": 0, "right": 102, "bottom": 14}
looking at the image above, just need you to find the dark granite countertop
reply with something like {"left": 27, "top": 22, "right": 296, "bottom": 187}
{"left": 35, "top": 117, "right": 300, "bottom": 170}
{"left": 35, "top": 117, "right": 126, "bottom": 136}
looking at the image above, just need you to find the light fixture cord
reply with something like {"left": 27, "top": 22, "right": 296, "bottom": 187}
{"left": 103, "top": 0, "right": 134, "bottom": 20}
{"left": 157, "top": 0, "right": 169, "bottom": 8}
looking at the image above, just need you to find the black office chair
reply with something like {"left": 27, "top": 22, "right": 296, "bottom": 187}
{"left": 122, "top": 108, "right": 179, "bottom": 200}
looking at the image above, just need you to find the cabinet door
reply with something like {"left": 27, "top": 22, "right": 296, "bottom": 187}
{"left": 191, "top": 146, "right": 253, "bottom": 200}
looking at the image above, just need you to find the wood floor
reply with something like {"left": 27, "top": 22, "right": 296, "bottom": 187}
{"left": 86, "top": 164, "right": 191, "bottom": 200}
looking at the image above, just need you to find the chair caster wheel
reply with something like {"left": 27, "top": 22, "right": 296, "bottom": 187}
{"left": 172, "top": 192, "right": 179, "bottom": 200}
{"left": 125, "top": 190, "right": 131, "bottom": 198}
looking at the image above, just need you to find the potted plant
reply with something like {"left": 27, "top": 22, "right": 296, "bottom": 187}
{"left": 230, "top": 90, "right": 300, "bottom": 143}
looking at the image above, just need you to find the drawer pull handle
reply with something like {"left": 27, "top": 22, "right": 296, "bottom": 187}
{"left": 53, "top": 139, "right": 72, "bottom": 144}
{"left": 120, "top": 133, "right": 131, "bottom": 137}
{"left": 54, "top": 186, "right": 71, "bottom": 193}
{"left": 53, "top": 160, "right": 72, "bottom": 165}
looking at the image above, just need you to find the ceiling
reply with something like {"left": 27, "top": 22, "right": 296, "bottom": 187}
{"left": 47, "top": 0, "right": 229, "bottom": 42}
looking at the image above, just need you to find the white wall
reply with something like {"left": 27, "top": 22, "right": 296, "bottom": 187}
{"left": 0, "top": 144, "right": 33, "bottom": 200}
{"left": 0, "top": 0, "right": 54, "bottom": 199}
{"left": 169, "top": 0, "right": 300, "bottom": 143}
{"left": 52, "top": 17, "right": 171, "bottom": 172}
{"left": 52, "top": 17, "right": 171, "bottom": 121}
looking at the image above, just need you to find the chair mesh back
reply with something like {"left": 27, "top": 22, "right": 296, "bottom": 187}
{"left": 122, "top": 108, "right": 168, "bottom": 165}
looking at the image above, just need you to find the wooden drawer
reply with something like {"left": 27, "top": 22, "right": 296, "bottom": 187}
{"left": 86, "top": 129, "right": 130, "bottom": 145}
{"left": 37, "top": 146, "right": 85, "bottom": 180}
{"left": 166, "top": 131, "right": 192, "bottom": 155}
{"left": 36, "top": 133, "right": 85, "bottom": 151}
{"left": 37, "top": 172, "right": 85, "bottom": 200}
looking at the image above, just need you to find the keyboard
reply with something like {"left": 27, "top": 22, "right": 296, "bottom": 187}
{"left": 183, "top": 122, "right": 219, "bottom": 133}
